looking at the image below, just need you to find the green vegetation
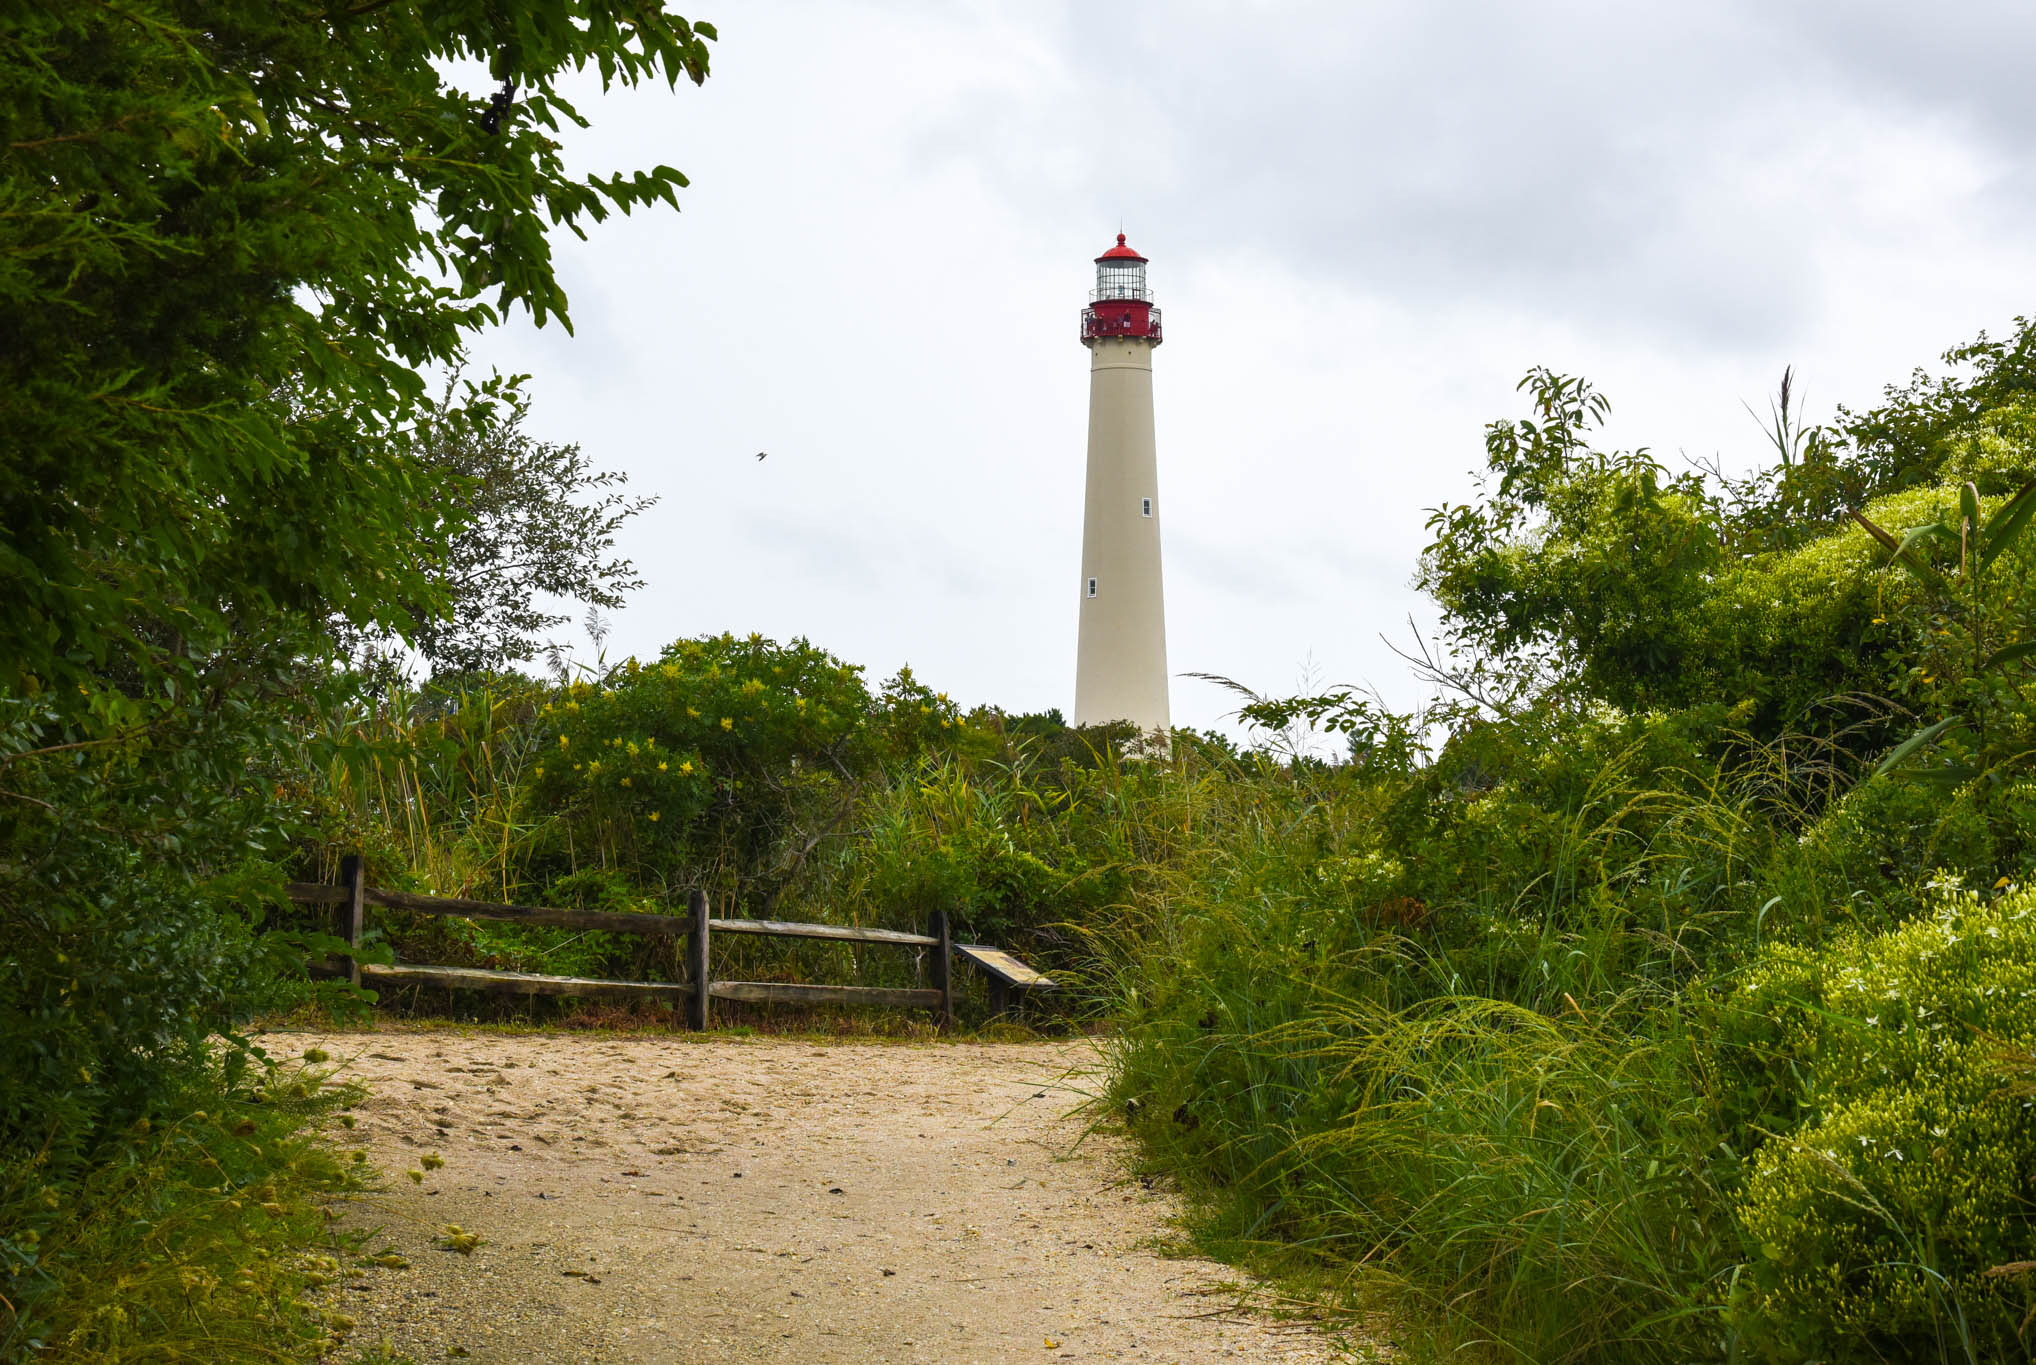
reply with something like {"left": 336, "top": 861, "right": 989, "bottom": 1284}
{"left": 1, "top": 1, "right": 713, "bottom": 1355}
{"left": 1091, "top": 351, "right": 2036, "bottom": 1363}
{"left": 273, "top": 339, "right": 2036, "bottom": 1359}
{"left": 1, "top": 1054, "right": 365, "bottom": 1361}
{"left": 7, "top": 3, "right": 2036, "bottom": 1362}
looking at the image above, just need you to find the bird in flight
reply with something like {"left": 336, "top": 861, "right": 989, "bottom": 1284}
{"left": 756, "top": 451, "right": 768, "bottom": 461}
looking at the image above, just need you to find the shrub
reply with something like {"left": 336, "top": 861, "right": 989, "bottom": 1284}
{"left": 1729, "top": 885, "right": 2036, "bottom": 1361}
{"left": 1810, "top": 777, "right": 2001, "bottom": 926}
{"left": 0, "top": 687, "right": 326, "bottom": 1165}
{"left": 528, "top": 634, "right": 885, "bottom": 899}
{"left": 0, "top": 1052, "right": 363, "bottom": 1360}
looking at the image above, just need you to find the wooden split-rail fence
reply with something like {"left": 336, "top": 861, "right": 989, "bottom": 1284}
{"left": 288, "top": 855, "right": 1053, "bottom": 1029}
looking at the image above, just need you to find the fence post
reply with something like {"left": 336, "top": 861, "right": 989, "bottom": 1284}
{"left": 928, "top": 908, "right": 953, "bottom": 1032}
{"left": 337, "top": 854, "right": 365, "bottom": 990}
{"left": 687, "top": 889, "right": 711, "bottom": 1031}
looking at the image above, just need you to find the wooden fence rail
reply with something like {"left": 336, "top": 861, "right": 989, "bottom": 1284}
{"left": 290, "top": 854, "right": 967, "bottom": 1030}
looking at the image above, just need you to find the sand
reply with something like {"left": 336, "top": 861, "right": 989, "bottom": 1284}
{"left": 287, "top": 1029, "right": 1372, "bottom": 1364}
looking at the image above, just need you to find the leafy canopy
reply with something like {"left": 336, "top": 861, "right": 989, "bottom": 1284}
{"left": 0, "top": 1, "right": 714, "bottom": 697}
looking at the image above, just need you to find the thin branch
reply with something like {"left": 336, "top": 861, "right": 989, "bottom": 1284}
{"left": 0, "top": 734, "right": 132, "bottom": 768}
{"left": 0, "top": 788, "right": 57, "bottom": 811}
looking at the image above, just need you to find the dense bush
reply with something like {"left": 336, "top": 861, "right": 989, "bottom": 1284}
{"left": 0, "top": 674, "right": 338, "bottom": 1172}
{"left": 529, "top": 635, "right": 877, "bottom": 893}
{"left": 0, "top": 1053, "right": 364, "bottom": 1360}
{"left": 1730, "top": 886, "right": 2036, "bottom": 1359}
{"left": 314, "top": 644, "right": 1155, "bottom": 981}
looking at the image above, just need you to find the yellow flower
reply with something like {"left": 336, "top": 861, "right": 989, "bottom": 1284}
{"left": 720, "top": 717, "right": 734, "bottom": 730}
{"left": 619, "top": 777, "right": 632, "bottom": 787}
{"left": 687, "top": 707, "right": 700, "bottom": 718}
{"left": 533, "top": 765, "right": 544, "bottom": 777}
{"left": 587, "top": 760, "right": 602, "bottom": 774}
{"left": 680, "top": 761, "right": 694, "bottom": 775}
{"left": 657, "top": 761, "right": 668, "bottom": 772}
{"left": 649, "top": 811, "right": 661, "bottom": 822}
{"left": 794, "top": 697, "right": 807, "bottom": 711}
{"left": 741, "top": 678, "right": 764, "bottom": 697}
{"left": 558, "top": 734, "right": 569, "bottom": 749}
{"left": 626, "top": 742, "right": 640, "bottom": 756}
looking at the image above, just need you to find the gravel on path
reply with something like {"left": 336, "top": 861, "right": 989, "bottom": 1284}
{"left": 290, "top": 1029, "right": 1369, "bottom": 1364}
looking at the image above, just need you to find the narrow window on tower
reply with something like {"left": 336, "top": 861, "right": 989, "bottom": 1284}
{"left": 1141, "top": 497, "right": 1152, "bottom": 517}
{"left": 1087, "top": 577, "right": 1098, "bottom": 598}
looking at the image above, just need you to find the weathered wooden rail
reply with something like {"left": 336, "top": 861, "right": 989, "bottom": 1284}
{"left": 290, "top": 854, "right": 977, "bottom": 1030}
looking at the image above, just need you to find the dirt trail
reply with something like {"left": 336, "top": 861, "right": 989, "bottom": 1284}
{"left": 291, "top": 1030, "right": 1365, "bottom": 1364}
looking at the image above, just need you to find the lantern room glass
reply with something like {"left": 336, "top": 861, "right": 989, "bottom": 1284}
{"left": 1093, "top": 259, "right": 1149, "bottom": 302}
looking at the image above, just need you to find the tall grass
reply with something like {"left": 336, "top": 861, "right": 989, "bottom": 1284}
{"left": 1084, "top": 733, "right": 1827, "bottom": 1363}
{"left": 304, "top": 682, "right": 550, "bottom": 902}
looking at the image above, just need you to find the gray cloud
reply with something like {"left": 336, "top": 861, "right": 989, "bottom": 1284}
{"left": 906, "top": 1, "right": 2030, "bottom": 349}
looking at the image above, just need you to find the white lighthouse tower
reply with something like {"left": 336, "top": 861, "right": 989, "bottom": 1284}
{"left": 1074, "top": 233, "right": 1170, "bottom": 735}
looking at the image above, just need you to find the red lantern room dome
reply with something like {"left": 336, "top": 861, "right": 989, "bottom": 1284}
{"left": 1081, "top": 233, "right": 1162, "bottom": 345}
{"left": 1096, "top": 233, "right": 1147, "bottom": 263}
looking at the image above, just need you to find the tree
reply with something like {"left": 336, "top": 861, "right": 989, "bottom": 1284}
{"left": 0, "top": 0, "right": 715, "bottom": 1170}
{"left": 1418, "top": 369, "right": 1724, "bottom": 711}
{"left": 1, "top": 1, "right": 714, "bottom": 698}
{"left": 359, "top": 377, "right": 657, "bottom": 679}
{"left": 1837, "top": 316, "right": 2036, "bottom": 503}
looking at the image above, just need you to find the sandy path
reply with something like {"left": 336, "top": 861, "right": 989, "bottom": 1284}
{"left": 290, "top": 1030, "right": 1362, "bottom": 1364}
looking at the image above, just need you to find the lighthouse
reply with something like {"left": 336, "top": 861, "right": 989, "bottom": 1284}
{"left": 1074, "top": 233, "right": 1170, "bottom": 735}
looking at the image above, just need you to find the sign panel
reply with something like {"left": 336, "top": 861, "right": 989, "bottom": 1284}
{"left": 955, "top": 944, "right": 1054, "bottom": 989}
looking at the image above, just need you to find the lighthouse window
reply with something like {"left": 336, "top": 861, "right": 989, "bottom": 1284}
{"left": 1093, "top": 260, "right": 1149, "bottom": 302}
{"left": 1087, "top": 577, "right": 1098, "bottom": 598}
{"left": 1141, "top": 498, "right": 1152, "bottom": 517}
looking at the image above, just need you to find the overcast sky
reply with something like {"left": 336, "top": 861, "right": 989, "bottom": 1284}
{"left": 465, "top": 0, "right": 2036, "bottom": 735}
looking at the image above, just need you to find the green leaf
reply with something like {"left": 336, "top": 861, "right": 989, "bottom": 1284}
{"left": 1978, "top": 640, "right": 2036, "bottom": 675}
{"left": 1901, "top": 763, "right": 1985, "bottom": 787}
{"left": 1849, "top": 510, "right": 1948, "bottom": 591}
{"left": 1901, "top": 522, "right": 1959, "bottom": 553}
{"left": 1873, "top": 715, "right": 1966, "bottom": 779}
{"left": 1980, "top": 478, "right": 2036, "bottom": 571}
